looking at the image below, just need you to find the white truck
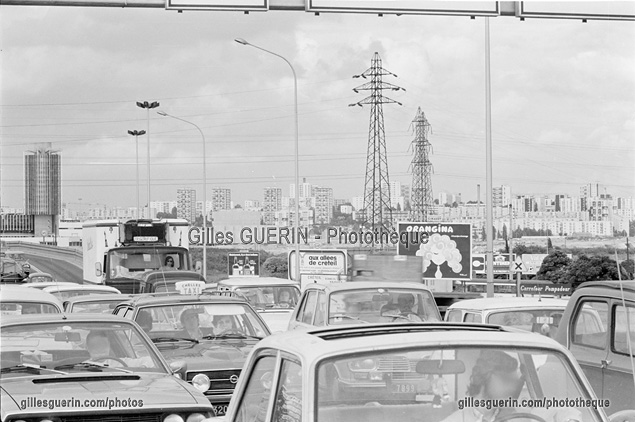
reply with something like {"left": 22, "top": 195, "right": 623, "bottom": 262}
{"left": 82, "top": 218, "right": 195, "bottom": 293}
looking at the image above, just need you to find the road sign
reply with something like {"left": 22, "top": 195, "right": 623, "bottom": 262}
{"left": 288, "top": 249, "right": 347, "bottom": 281}
{"left": 398, "top": 222, "right": 472, "bottom": 280}
{"left": 300, "top": 273, "right": 345, "bottom": 290}
{"left": 519, "top": 254, "right": 547, "bottom": 275}
{"left": 228, "top": 252, "right": 260, "bottom": 277}
{"left": 517, "top": 2, "right": 635, "bottom": 21}
{"left": 520, "top": 282, "right": 572, "bottom": 296}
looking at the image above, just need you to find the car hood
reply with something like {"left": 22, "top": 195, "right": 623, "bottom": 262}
{"left": 157, "top": 340, "right": 256, "bottom": 370}
{"left": 259, "top": 310, "right": 293, "bottom": 333}
{"left": 1, "top": 372, "right": 201, "bottom": 408}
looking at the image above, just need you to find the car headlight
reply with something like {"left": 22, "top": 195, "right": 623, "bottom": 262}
{"left": 163, "top": 415, "right": 185, "bottom": 422}
{"left": 192, "top": 373, "right": 211, "bottom": 392}
{"left": 348, "top": 358, "right": 378, "bottom": 371}
{"left": 186, "top": 414, "right": 207, "bottom": 422}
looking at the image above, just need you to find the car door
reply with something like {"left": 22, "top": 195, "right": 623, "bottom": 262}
{"left": 568, "top": 298, "right": 609, "bottom": 399}
{"left": 604, "top": 300, "right": 635, "bottom": 413}
{"left": 289, "top": 290, "right": 319, "bottom": 330}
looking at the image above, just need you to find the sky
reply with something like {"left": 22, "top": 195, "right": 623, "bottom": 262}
{"left": 1, "top": 2, "right": 634, "bottom": 210}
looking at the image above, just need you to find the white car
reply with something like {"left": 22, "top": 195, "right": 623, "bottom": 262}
{"left": 444, "top": 296, "right": 570, "bottom": 337}
{"left": 0, "top": 284, "right": 63, "bottom": 314}
{"left": 42, "top": 284, "right": 121, "bottom": 301}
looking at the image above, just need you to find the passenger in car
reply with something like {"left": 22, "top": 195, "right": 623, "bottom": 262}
{"left": 180, "top": 308, "right": 204, "bottom": 339}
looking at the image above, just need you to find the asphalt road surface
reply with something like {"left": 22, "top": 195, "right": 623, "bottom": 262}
{"left": 25, "top": 253, "right": 84, "bottom": 284}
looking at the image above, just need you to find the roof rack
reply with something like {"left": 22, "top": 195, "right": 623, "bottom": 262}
{"left": 309, "top": 322, "right": 509, "bottom": 341}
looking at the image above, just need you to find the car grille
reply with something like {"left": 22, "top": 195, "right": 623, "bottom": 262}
{"left": 377, "top": 356, "right": 423, "bottom": 380}
{"left": 59, "top": 413, "right": 162, "bottom": 422}
{"left": 187, "top": 369, "right": 242, "bottom": 394}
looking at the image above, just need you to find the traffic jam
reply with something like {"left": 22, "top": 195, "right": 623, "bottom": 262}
{"left": 2, "top": 218, "right": 634, "bottom": 422}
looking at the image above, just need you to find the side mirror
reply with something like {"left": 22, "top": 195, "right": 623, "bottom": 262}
{"left": 169, "top": 360, "right": 187, "bottom": 379}
{"left": 95, "top": 262, "right": 102, "bottom": 277}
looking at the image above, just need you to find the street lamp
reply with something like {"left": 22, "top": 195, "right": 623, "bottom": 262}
{"left": 235, "top": 37, "right": 301, "bottom": 284}
{"left": 136, "top": 101, "right": 160, "bottom": 217}
{"left": 127, "top": 129, "right": 146, "bottom": 219}
{"left": 157, "top": 111, "right": 208, "bottom": 281}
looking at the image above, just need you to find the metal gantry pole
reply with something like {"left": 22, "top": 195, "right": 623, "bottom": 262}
{"left": 485, "top": 17, "right": 494, "bottom": 298}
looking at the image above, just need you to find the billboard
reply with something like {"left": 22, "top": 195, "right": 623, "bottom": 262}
{"left": 228, "top": 252, "right": 260, "bottom": 277}
{"left": 398, "top": 222, "right": 472, "bottom": 280}
{"left": 166, "top": 0, "right": 267, "bottom": 11}
{"left": 307, "top": 0, "right": 499, "bottom": 16}
{"left": 288, "top": 249, "right": 347, "bottom": 281}
{"left": 472, "top": 253, "right": 516, "bottom": 275}
{"left": 518, "top": 2, "right": 635, "bottom": 21}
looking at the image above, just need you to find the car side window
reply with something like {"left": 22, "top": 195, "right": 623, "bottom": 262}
{"left": 446, "top": 309, "right": 462, "bottom": 322}
{"left": 271, "top": 359, "right": 303, "bottom": 422}
{"left": 299, "top": 291, "right": 318, "bottom": 325}
{"left": 612, "top": 304, "right": 635, "bottom": 356}
{"left": 572, "top": 301, "right": 608, "bottom": 349}
{"left": 114, "top": 306, "right": 129, "bottom": 317}
{"left": 314, "top": 292, "right": 326, "bottom": 326}
{"left": 464, "top": 312, "right": 482, "bottom": 323}
{"left": 235, "top": 355, "right": 277, "bottom": 422}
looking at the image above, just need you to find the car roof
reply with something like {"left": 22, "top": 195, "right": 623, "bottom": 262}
{"left": 28, "top": 272, "right": 54, "bottom": 278}
{"left": 576, "top": 280, "right": 635, "bottom": 295}
{"left": 141, "top": 270, "right": 206, "bottom": 283}
{"left": 115, "top": 292, "right": 250, "bottom": 307}
{"left": 0, "top": 285, "right": 63, "bottom": 306}
{"left": 303, "top": 281, "right": 434, "bottom": 293}
{"left": 447, "top": 297, "right": 569, "bottom": 311}
{"left": 255, "top": 323, "right": 568, "bottom": 363}
{"left": 64, "top": 293, "right": 134, "bottom": 304}
{"left": 218, "top": 277, "right": 300, "bottom": 287}
{"left": 0, "top": 312, "right": 138, "bottom": 327}
{"left": 42, "top": 285, "right": 121, "bottom": 293}
{"left": 22, "top": 281, "right": 77, "bottom": 289}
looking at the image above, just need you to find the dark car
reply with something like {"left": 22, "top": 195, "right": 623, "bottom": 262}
{"left": 554, "top": 280, "right": 635, "bottom": 415}
{"left": 112, "top": 293, "right": 271, "bottom": 416}
{"left": 1, "top": 313, "right": 214, "bottom": 422}
{"left": 0, "top": 257, "right": 29, "bottom": 284}
{"left": 135, "top": 270, "right": 208, "bottom": 294}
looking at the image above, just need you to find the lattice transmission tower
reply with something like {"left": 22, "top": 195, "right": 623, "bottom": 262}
{"left": 350, "top": 52, "right": 405, "bottom": 233}
{"left": 409, "top": 107, "right": 433, "bottom": 222}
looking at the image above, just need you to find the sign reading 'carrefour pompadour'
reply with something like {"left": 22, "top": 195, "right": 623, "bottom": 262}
{"left": 397, "top": 222, "right": 472, "bottom": 280}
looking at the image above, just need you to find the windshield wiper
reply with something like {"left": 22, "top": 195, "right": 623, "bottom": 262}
{"left": 53, "top": 361, "right": 133, "bottom": 374}
{"left": 152, "top": 336, "right": 199, "bottom": 344}
{"left": 204, "top": 333, "right": 263, "bottom": 341}
{"left": 1, "top": 363, "right": 68, "bottom": 375}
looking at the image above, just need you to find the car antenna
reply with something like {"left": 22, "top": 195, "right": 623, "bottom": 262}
{"left": 614, "top": 247, "right": 635, "bottom": 394}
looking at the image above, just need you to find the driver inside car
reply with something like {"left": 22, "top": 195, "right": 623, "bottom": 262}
{"left": 441, "top": 350, "right": 581, "bottom": 422}
{"left": 85, "top": 330, "right": 153, "bottom": 368}
{"left": 381, "top": 293, "right": 424, "bottom": 321}
{"left": 213, "top": 315, "right": 242, "bottom": 335}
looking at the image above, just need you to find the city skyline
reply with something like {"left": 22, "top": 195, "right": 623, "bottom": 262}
{"left": 1, "top": 5, "right": 634, "bottom": 210}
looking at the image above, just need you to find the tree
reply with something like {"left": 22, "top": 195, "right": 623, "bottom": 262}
{"left": 547, "top": 237, "right": 553, "bottom": 250}
{"left": 620, "top": 259, "right": 634, "bottom": 280}
{"left": 536, "top": 250, "right": 572, "bottom": 283}
{"left": 630, "top": 220, "right": 635, "bottom": 237}
{"left": 261, "top": 255, "right": 289, "bottom": 279}
{"left": 502, "top": 225, "right": 508, "bottom": 241}
{"left": 562, "top": 255, "right": 624, "bottom": 289}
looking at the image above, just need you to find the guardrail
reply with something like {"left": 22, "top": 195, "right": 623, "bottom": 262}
{"left": 3, "top": 241, "right": 82, "bottom": 269}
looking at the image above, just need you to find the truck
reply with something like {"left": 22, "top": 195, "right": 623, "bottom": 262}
{"left": 82, "top": 218, "right": 197, "bottom": 293}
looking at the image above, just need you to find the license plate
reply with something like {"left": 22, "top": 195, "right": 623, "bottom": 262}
{"left": 392, "top": 383, "right": 417, "bottom": 394}
{"left": 214, "top": 404, "right": 228, "bottom": 416}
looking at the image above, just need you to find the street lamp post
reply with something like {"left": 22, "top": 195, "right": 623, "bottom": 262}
{"left": 136, "top": 101, "right": 160, "bottom": 218}
{"left": 157, "top": 111, "right": 208, "bottom": 281}
{"left": 127, "top": 129, "right": 146, "bottom": 219}
{"left": 235, "top": 38, "right": 301, "bottom": 283}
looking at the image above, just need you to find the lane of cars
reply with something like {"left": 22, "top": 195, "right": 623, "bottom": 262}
{"left": 1, "top": 265, "right": 633, "bottom": 422}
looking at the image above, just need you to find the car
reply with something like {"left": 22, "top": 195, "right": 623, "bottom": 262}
{"left": 63, "top": 293, "right": 136, "bottom": 313}
{"left": 112, "top": 292, "right": 272, "bottom": 417}
{"left": 3, "top": 249, "right": 31, "bottom": 274}
{"left": 1, "top": 313, "right": 214, "bottom": 421}
{"left": 555, "top": 280, "right": 635, "bottom": 415}
{"left": 42, "top": 284, "right": 122, "bottom": 301}
{"left": 211, "top": 322, "right": 610, "bottom": 422}
{"left": 26, "top": 271, "right": 56, "bottom": 283}
{"left": 22, "top": 281, "right": 78, "bottom": 290}
{"left": 215, "top": 277, "right": 301, "bottom": 332}
{"left": 135, "top": 270, "right": 208, "bottom": 294}
{"left": 0, "top": 284, "right": 63, "bottom": 315}
{"left": 0, "top": 257, "right": 29, "bottom": 284}
{"left": 444, "top": 297, "right": 570, "bottom": 338}
{"left": 288, "top": 281, "right": 441, "bottom": 330}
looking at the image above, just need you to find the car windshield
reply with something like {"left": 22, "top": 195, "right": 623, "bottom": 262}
{"left": 317, "top": 346, "right": 604, "bottom": 422}
{"left": 328, "top": 288, "right": 440, "bottom": 324}
{"left": 234, "top": 286, "right": 300, "bottom": 310}
{"left": 1, "top": 321, "right": 164, "bottom": 376}
{"left": 29, "top": 275, "right": 54, "bottom": 283}
{"left": 1, "top": 302, "right": 60, "bottom": 315}
{"left": 69, "top": 300, "right": 123, "bottom": 314}
{"left": 136, "top": 302, "right": 269, "bottom": 341}
{"left": 108, "top": 249, "right": 188, "bottom": 279}
{"left": 487, "top": 309, "right": 566, "bottom": 337}
{"left": 49, "top": 289, "right": 119, "bottom": 301}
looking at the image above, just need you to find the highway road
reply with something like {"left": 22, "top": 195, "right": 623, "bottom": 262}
{"left": 25, "top": 253, "right": 84, "bottom": 284}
